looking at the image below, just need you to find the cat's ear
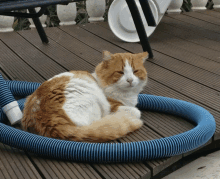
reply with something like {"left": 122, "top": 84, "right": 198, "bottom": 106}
{"left": 135, "top": 52, "right": 149, "bottom": 63}
{"left": 103, "top": 50, "right": 112, "bottom": 61}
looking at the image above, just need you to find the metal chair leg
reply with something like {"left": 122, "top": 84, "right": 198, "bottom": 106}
{"left": 125, "top": 0, "right": 154, "bottom": 58}
{"left": 28, "top": 8, "right": 49, "bottom": 44}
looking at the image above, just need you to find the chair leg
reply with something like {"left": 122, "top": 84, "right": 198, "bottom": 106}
{"left": 125, "top": 0, "right": 154, "bottom": 58}
{"left": 28, "top": 8, "right": 49, "bottom": 43}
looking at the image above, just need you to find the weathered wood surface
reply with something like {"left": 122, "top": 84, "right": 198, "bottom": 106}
{"left": 0, "top": 10, "right": 220, "bottom": 178}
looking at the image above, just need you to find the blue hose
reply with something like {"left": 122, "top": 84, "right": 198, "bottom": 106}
{"left": 0, "top": 77, "right": 17, "bottom": 107}
{"left": 0, "top": 74, "right": 216, "bottom": 163}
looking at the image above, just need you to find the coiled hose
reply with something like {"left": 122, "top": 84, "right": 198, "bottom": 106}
{"left": 0, "top": 75, "right": 216, "bottom": 163}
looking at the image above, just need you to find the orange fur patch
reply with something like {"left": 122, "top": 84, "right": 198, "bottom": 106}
{"left": 70, "top": 70, "right": 96, "bottom": 83}
{"left": 107, "top": 97, "right": 123, "bottom": 112}
{"left": 95, "top": 52, "right": 148, "bottom": 87}
{"left": 22, "top": 75, "right": 76, "bottom": 139}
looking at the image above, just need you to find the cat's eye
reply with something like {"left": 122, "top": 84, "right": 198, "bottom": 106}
{"left": 133, "top": 70, "right": 138, "bottom": 73}
{"left": 117, "top": 71, "right": 124, "bottom": 74}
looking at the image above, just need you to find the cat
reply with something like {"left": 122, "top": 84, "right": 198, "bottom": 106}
{"left": 21, "top": 51, "right": 148, "bottom": 142}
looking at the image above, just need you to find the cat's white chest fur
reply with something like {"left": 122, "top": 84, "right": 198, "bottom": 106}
{"left": 60, "top": 73, "right": 110, "bottom": 126}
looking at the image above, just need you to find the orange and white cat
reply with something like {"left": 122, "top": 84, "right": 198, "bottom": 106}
{"left": 21, "top": 51, "right": 148, "bottom": 142}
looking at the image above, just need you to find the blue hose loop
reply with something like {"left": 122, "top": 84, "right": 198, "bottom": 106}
{"left": 0, "top": 74, "right": 16, "bottom": 107}
{"left": 0, "top": 77, "right": 216, "bottom": 163}
{"left": 5, "top": 80, "right": 41, "bottom": 97}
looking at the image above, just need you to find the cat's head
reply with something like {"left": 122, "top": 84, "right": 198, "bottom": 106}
{"left": 94, "top": 51, "right": 148, "bottom": 92}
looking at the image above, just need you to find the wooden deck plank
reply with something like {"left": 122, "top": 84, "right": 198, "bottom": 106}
{"left": 166, "top": 13, "right": 220, "bottom": 36}
{"left": 37, "top": 158, "right": 59, "bottom": 179}
{"left": 103, "top": 164, "right": 126, "bottom": 179}
{"left": 65, "top": 162, "right": 85, "bottom": 179}
{"left": 107, "top": 164, "right": 129, "bottom": 179}
{"left": 0, "top": 32, "right": 66, "bottom": 80}
{"left": 59, "top": 25, "right": 125, "bottom": 54}
{"left": 18, "top": 151, "right": 42, "bottom": 179}
{"left": 30, "top": 155, "right": 100, "bottom": 179}
{"left": 141, "top": 125, "right": 162, "bottom": 139}
{"left": 45, "top": 160, "right": 65, "bottom": 179}
{"left": 151, "top": 28, "right": 220, "bottom": 63}
{"left": 71, "top": 163, "right": 91, "bottom": 179}
{"left": 196, "top": 9, "right": 220, "bottom": 18}
{"left": 126, "top": 163, "right": 148, "bottom": 177}
{"left": 184, "top": 11, "right": 220, "bottom": 26}
{"left": 156, "top": 20, "right": 220, "bottom": 53}
{"left": 212, "top": 8, "right": 220, "bottom": 13}
{"left": 142, "top": 112, "right": 193, "bottom": 137}
{"left": 50, "top": 161, "right": 72, "bottom": 179}
{"left": 0, "top": 143, "right": 21, "bottom": 179}
{"left": 44, "top": 27, "right": 102, "bottom": 67}
{"left": 3, "top": 144, "right": 39, "bottom": 179}
{"left": 120, "top": 164, "right": 140, "bottom": 179}
{"left": 150, "top": 34, "right": 220, "bottom": 76}
{"left": 78, "top": 163, "right": 102, "bottom": 179}
{"left": 2, "top": 146, "right": 26, "bottom": 179}
{"left": 146, "top": 62, "right": 220, "bottom": 112}
{"left": 0, "top": 170, "right": 5, "bottom": 179}
{"left": 155, "top": 21, "right": 220, "bottom": 58}
{"left": 59, "top": 24, "right": 128, "bottom": 54}
{"left": 18, "top": 29, "right": 94, "bottom": 73}
{"left": 0, "top": 154, "right": 11, "bottom": 179}
{"left": 144, "top": 155, "right": 183, "bottom": 176}
{"left": 0, "top": 69, "right": 9, "bottom": 80}
{"left": 92, "top": 164, "right": 117, "bottom": 179}
{"left": 56, "top": 161, "right": 78, "bottom": 179}
{"left": 0, "top": 40, "right": 44, "bottom": 83}
{"left": 67, "top": 162, "right": 90, "bottom": 178}
{"left": 29, "top": 155, "right": 55, "bottom": 179}
{"left": 159, "top": 15, "right": 220, "bottom": 53}
{"left": 162, "top": 15, "right": 220, "bottom": 43}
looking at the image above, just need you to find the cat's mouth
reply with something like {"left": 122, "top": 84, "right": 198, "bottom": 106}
{"left": 128, "top": 84, "right": 135, "bottom": 88}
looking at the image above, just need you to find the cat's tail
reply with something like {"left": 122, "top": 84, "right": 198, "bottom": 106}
{"left": 54, "top": 109, "right": 143, "bottom": 143}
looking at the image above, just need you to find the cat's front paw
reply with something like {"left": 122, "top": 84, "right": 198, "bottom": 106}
{"left": 118, "top": 106, "right": 141, "bottom": 119}
{"left": 129, "top": 107, "right": 141, "bottom": 119}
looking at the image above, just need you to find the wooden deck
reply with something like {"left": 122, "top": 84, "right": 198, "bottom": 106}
{"left": 0, "top": 9, "right": 220, "bottom": 178}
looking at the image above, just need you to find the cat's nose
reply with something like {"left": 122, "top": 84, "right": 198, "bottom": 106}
{"left": 127, "top": 78, "right": 133, "bottom": 84}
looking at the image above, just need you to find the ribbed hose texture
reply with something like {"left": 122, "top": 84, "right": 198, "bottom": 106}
{"left": 0, "top": 75, "right": 16, "bottom": 107}
{"left": 0, "top": 76, "right": 216, "bottom": 163}
{"left": 5, "top": 80, "right": 41, "bottom": 97}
